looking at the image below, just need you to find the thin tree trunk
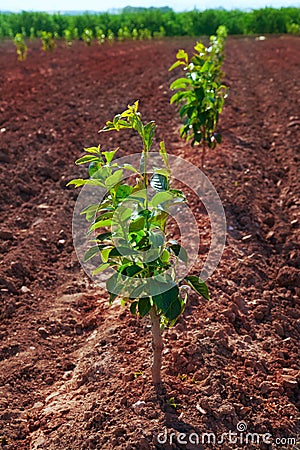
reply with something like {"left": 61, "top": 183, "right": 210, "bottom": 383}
{"left": 200, "top": 131, "right": 206, "bottom": 194}
{"left": 149, "top": 307, "right": 163, "bottom": 384}
{"left": 201, "top": 135, "right": 206, "bottom": 170}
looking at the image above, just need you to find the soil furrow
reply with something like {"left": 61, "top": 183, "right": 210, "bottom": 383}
{"left": 0, "top": 36, "right": 299, "bottom": 450}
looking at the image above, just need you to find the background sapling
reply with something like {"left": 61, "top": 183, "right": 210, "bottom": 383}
{"left": 82, "top": 28, "right": 93, "bottom": 46}
{"left": 40, "top": 31, "right": 56, "bottom": 52}
{"left": 14, "top": 33, "right": 28, "bottom": 61}
{"left": 63, "top": 29, "right": 73, "bottom": 47}
{"left": 95, "top": 27, "right": 105, "bottom": 45}
{"left": 169, "top": 25, "right": 228, "bottom": 168}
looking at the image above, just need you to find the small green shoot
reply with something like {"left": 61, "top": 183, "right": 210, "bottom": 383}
{"left": 14, "top": 33, "right": 27, "bottom": 61}
{"left": 134, "top": 370, "right": 143, "bottom": 378}
{"left": 167, "top": 397, "right": 180, "bottom": 409}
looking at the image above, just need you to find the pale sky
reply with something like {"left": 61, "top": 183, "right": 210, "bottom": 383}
{"left": 0, "top": 0, "right": 299, "bottom": 12}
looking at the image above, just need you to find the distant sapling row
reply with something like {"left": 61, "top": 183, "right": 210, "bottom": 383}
{"left": 68, "top": 102, "right": 209, "bottom": 385}
{"left": 169, "top": 25, "right": 228, "bottom": 168}
{"left": 12, "top": 25, "right": 161, "bottom": 60}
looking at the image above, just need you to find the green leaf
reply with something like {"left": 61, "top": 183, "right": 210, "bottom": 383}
{"left": 105, "top": 169, "right": 123, "bottom": 189}
{"left": 176, "top": 49, "right": 188, "bottom": 63}
{"left": 138, "top": 209, "right": 151, "bottom": 220}
{"left": 129, "top": 229, "right": 147, "bottom": 246}
{"left": 160, "top": 249, "right": 170, "bottom": 263}
{"left": 106, "top": 272, "right": 124, "bottom": 296}
{"left": 75, "top": 155, "right": 100, "bottom": 165}
{"left": 80, "top": 203, "right": 100, "bottom": 222}
{"left": 168, "top": 296, "right": 186, "bottom": 327}
{"left": 152, "top": 286, "right": 182, "bottom": 321}
{"left": 94, "top": 211, "right": 114, "bottom": 222}
{"left": 88, "top": 162, "right": 99, "bottom": 178}
{"left": 109, "top": 292, "right": 118, "bottom": 303}
{"left": 101, "top": 247, "right": 112, "bottom": 262}
{"left": 143, "top": 248, "right": 161, "bottom": 263}
{"left": 129, "top": 216, "right": 145, "bottom": 233}
{"left": 92, "top": 263, "right": 110, "bottom": 275}
{"left": 153, "top": 168, "right": 170, "bottom": 178}
{"left": 169, "top": 189, "right": 186, "bottom": 200}
{"left": 89, "top": 218, "right": 112, "bottom": 232}
{"left": 95, "top": 232, "right": 112, "bottom": 242}
{"left": 169, "top": 243, "right": 188, "bottom": 264}
{"left": 128, "top": 283, "right": 146, "bottom": 300}
{"left": 115, "top": 185, "right": 133, "bottom": 202}
{"left": 121, "top": 163, "right": 138, "bottom": 173}
{"left": 66, "top": 178, "right": 105, "bottom": 188}
{"left": 120, "top": 298, "right": 127, "bottom": 307}
{"left": 169, "top": 60, "right": 186, "bottom": 71}
{"left": 109, "top": 247, "right": 136, "bottom": 258}
{"left": 180, "top": 104, "right": 195, "bottom": 119}
{"left": 84, "top": 245, "right": 103, "bottom": 262}
{"left": 180, "top": 124, "right": 189, "bottom": 139}
{"left": 103, "top": 149, "right": 118, "bottom": 163}
{"left": 84, "top": 146, "right": 101, "bottom": 154}
{"left": 100, "top": 120, "right": 115, "bottom": 133}
{"left": 214, "top": 132, "right": 222, "bottom": 144}
{"left": 170, "top": 91, "right": 190, "bottom": 105}
{"left": 123, "top": 264, "right": 143, "bottom": 277}
{"left": 143, "top": 121, "right": 156, "bottom": 150}
{"left": 138, "top": 297, "right": 151, "bottom": 317}
{"left": 159, "top": 141, "right": 170, "bottom": 170}
{"left": 149, "top": 231, "right": 165, "bottom": 248}
{"left": 170, "top": 78, "right": 192, "bottom": 90}
{"left": 130, "top": 301, "right": 138, "bottom": 315}
{"left": 115, "top": 206, "right": 133, "bottom": 222}
{"left": 200, "top": 60, "right": 212, "bottom": 73}
{"left": 106, "top": 272, "right": 118, "bottom": 292}
{"left": 151, "top": 191, "right": 174, "bottom": 208}
{"left": 184, "top": 276, "right": 210, "bottom": 300}
{"left": 80, "top": 203, "right": 99, "bottom": 215}
{"left": 150, "top": 173, "right": 169, "bottom": 192}
{"left": 150, "top": 211, "right": 168, "bottom": 230}
{"left": 89, "top": 163, "right": 110, "bottom": 180}
{"left": 194, "top": 41, "right": 206, "bottom": 54}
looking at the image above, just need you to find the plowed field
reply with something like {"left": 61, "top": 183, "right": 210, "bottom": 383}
{"left": 0, "top": 36, "right": 299, "bottom": 449}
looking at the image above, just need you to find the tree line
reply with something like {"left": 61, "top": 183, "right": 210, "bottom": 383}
{"left": 0, "top": 7, "right": 299, "bottom": 39}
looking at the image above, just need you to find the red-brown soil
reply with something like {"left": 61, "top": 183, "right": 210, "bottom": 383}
{"left": 0, "top": 36, "right": 299, "bottom": 450}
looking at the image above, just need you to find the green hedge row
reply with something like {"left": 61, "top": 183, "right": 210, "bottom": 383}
{"left": 1, "top": 7, "right": 299, "bottom": 39}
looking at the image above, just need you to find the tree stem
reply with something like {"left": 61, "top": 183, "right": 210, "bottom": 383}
{"left": 201, "top": 128, "right": 206, "bottom": 170}
{"left": 149, "top": 307, "right": 163, "bottom": 384}
{"left": 142, "top": 145, "right": 150, "bottom": 229}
